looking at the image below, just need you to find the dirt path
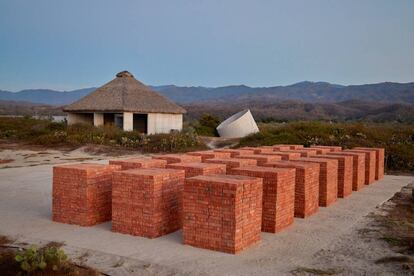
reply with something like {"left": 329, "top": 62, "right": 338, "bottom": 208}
{"left": 0, "top": 164, "right": 412, "bottom": 275}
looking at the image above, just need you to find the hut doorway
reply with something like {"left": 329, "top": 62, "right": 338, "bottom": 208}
{"left": 114, "top": 114, "right": 123, "bottom": 129}
{"left": 133, "top": 114, "right": 147, "bottom": 133}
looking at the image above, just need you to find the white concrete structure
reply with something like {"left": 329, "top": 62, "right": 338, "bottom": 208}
{"left": 216, "top": 109, "right": 259, "bottom": 138}
{"left": 63, "top": 71, "right": 186, "bottom": 134}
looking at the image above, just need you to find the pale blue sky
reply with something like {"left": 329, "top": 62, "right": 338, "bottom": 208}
{"left": 0, "top": 0, "right": 413, "bottom": 91}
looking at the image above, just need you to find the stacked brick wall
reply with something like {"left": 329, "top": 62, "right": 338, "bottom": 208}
{"left": 109, "top": 158, "right": 166, "bottom": 170}
{"left": 203, "top": 158, "right": 257, "bottom": 171}
{"left": 152, "top": 154, "right": 202, "bottom": 164}
{"left": 328, "top": 151, "right": 365, "bottom": 191}
{"left": 237, "top": 154, "right": 282, "bottom": 165}
{"left": 241, "top": 147, "right": 274, "bottom": 154}
{"left": 261, "top": 161, "right": 319, "bottom": 218}
{"left": 345, "top": 150, "right": 376, "bottom": 185}
{"left": 317, "top": 155, "right": 353, "bottom": 198}
{"left": 261, "top": 151, "right": 302, "bottom": 160}
{"left": 187, "top": 150, "right": 232, "bottom": 161}
{"left": 112, "top": 168, "right": 185, "bottom": 238}
{"left": 53, "top": 163, "right": 121, "bottom": 226}
{"left": 354, "top": 147, "right": 385, "bottom": 180}
{"left": 213, "top": 149, "right": 255, "bottom": 157}
{"left": 167, "top": 162, "right": 226, "bottom": 178}
{"left": 310, "top": 145, "right": 342, "bottom": 152}
{"left": 279, "top": 149, "right": 318, "bottom": 158}
{"left": 229, "top": 166, "right": 295, "bottom": 233}
{"left": 183, "top": 174, "right": 262, "bottom": 254}
{"left": 294, "top": 157, "right": 338, "bottom": 207}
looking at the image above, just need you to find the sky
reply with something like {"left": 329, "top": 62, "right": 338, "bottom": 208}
{"left": 0, "top": 0, "right": 413, "bottom": 91}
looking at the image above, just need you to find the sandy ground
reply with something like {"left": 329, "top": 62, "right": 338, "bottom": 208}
{"left": 0, "top": 162, "right": 412, "bottom": 275}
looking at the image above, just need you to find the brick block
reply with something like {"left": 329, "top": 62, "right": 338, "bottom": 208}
{"left": 294, "top": 157, "right": 338, "bottom": 207}
{"left": 354, "top": 147, "right": 385, "bottom": 180}
{"left": 310, "top": 147, "right": 331, "bottom": 155}
{"left": 229, "top": 166, "right": 295, "bottom": 233}
{"left": 237, "top": 154, "right": 282, "bottom": 165}
{"left": 109, "top": 158, "right": 166, "bottom": 170}
{"left": 241, "top": 147, "right": 274, "bottom": 154}
{"left": 310, "top": 145, "right": 342, "bottom": 152}
{"left": 271, "top": 145, "right": 292, "bottom": 151}
{"left": 344, "top": 149, "right": 376, "bottom": 184}
{"left": 279, "top": 149, "right": 318, "bottom": 158}
{"left": 187, "top": 150, "right": 232, "bottom": 161}
{"left": 203, "top": 158, "right": 257, "bottom": 170}
{"left": 183, "top": 174, "right": 262, "bottom": 254}
{"left": 152, "top": 154, "right": 202, "bottom": 164}
{"left": 275, "top": 144, "right": 304, "bottom": 150}
{"left": 112, "top": 168, "right": 185, "bottom": 238}
{"left": 261, "top": 151, "right": 302, "bottom": 160}
{"left": 167, "top": 162, "right": 226, "bottom": 178}
{"left": 52, "top": 163, "right": 121, "bottom": 226}
{"left": 317, "top": 154, "right": 353, "bottom": 198}
{"left": 328, "top": 151, "right": 365, "bottom": 191}
{"left": 261, "top": 161, "right": 319, "bottom": 218}
{"left": 213, "top": 148, "right": 255, "bottom": 157}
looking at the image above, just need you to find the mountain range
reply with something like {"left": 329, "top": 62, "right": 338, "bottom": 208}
{"left": 1, "top": 81, "right": 414, "bottom": 105}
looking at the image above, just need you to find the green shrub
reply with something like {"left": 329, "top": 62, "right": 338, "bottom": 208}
{"left": 192, "top": 114, "right": 221, "bottom": 136}
{"left": 15, "top": 245, "right": 68, "bottom": 273}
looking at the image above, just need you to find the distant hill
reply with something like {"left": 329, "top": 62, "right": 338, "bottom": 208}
{"left": 0, "top": 100, "right": 64, "bottom": 116}
{"left": 1, "top": 81, "right": 414, "bottom": 105}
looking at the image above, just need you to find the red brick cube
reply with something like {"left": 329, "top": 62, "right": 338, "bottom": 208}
{"left": 203, "top": 158, "right": 257, "bottom": 170}
{"left": 112, "top": 168, "right": 185, "bottom": 238}
{"left": 109, "top": 158, "right": 166, "bottom": 170}
{"left": 294, "top": 157, "right": 338, "bottom": 207}
{"left": 167, "top": 162, "right": 226, "bottom": 178}
{"left": 261, "top": 161, "right": 319, "bottom": 218}
{"left": 345, "top": 149, "right": 376, "bottom": 184}
{"left": 271, "top": 145, "right": 292, "bottom": 151}
{"left": 52, "top": 163, "right": 121, "bottom": 226}
{"left": 237, "top": 154, "right": 282, "bottom": 165}
{"left": 152, "top": 154, "right": 202, "bottom": 164}
{"left": 276, "top": 144, "right": 304, "bottom": 150}
{"left": 187, "top": 150, "right": 231, "bottom": 161}
{"left": 241, "top": 147, "right": 274, "bottom": 154}
{"left": 279, "top": 149, "right": 318, "bottom": 158}
{"left": 229, "top": 166, "right": 295, "bottom": 233}
{"left": 261, "top": 151, "right": 302, "bottom": 160}
{"left": 310, "top": 145, "right": 342, "bottom": 152}
{"left": 354, "top": 147, "right": 385, "bottom": 180}
{"left": 328, "top": 151, "right": 365, "bottom": 191}
{"left": 213, "top": 148, "right": 255, "bottom": 157}
{"left": 183, "top": 174, "right": 263, "bottom": 254}
{"left": 317, "top": 154, "right": 353, "bottom": 197}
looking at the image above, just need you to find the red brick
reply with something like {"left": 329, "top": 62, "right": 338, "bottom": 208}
{"left": 229, "top": 166, "right": 295, "bottom": 233}
{"left": 279, "top": 149, "right": 318, "bottom": 158}
{"left": 317, "top": 154, "right": 353, "bottom": 198}
{"left": 187, "top": 150, "right": 232, "bottom": 161}
{"left": 109, "top": 158, "right": 166, "bottom": 170}
{"left": 241, "top": 147, "right": 274, "bottom": 154}
{"left": 112, "top": 168, "right": 185, "bottom": 238}
{"left": 52, "top": 163, "right": 121, "bottom": 226}
{"left": 261, "top": 151, "right": 302, "bottom": 160}
{"left": 310, "top": 147, "right": 331, "bottom": 155}
{"left": 328, "top": 151, "right": 365, "bottom": 191}
{"left": 152, "top": 154, "right": 202, "bottom": 164}
{"left": 271, "top": 145, "right": 292, "bottom": 151}
{"left": 354, "top": 147, "right": 385, "bottom": 180}
{"left": 183, "top": 174, "right": 262, "bottom": 254}
{"left": 345, "top": 149, "right": 376, "bottom": 184}
{"left": 203, "top": 158, "right": 257, "bottom": 170}
{"left": 213, "top": 148, "right": 255, "bottom": 157}
{"left": 276, "top": 144, "right": 304, "bottom": 150}
{"left": 294, "top": 157, "right": 338, "bottom": 207}
{"left": 310, "top": 145, "right": 342, "bottom": 152}
{"left": 167, "top": 162, "right": 226, "bottom": 178}
{"left": 261, "top": 161, "right": 319, "bottom": 218}
{"left": 237, "top": 154, "right": 282, "bottom": 165}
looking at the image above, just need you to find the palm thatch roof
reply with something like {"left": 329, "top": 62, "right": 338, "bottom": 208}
{"left": 63, "top": 71, "right": 186, "bottom": 114}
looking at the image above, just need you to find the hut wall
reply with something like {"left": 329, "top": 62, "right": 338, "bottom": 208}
{"left": 93, "top": 113, "right": 104, "bottom": 127}
{"left": 147, "top": 113, "right": 183, "bottom": 134}
{"left": 67, "top": 113, "right": 93, "bottom": 125}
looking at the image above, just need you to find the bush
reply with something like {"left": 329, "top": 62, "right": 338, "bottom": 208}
{"left": 238, "top": 121, "right": 414, "bottom": 173}
{"left": 15, "top": 245, "right": 68, "bottom": 273}
{"left": 192, "top": 114, "right": 221, "bottom": 136}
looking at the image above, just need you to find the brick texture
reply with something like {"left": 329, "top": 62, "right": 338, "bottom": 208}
{"left": 203, "top": 158, "right": 257, "bottom": 170}
{"left": 261, "top": 161, "right": 319, "bottom": 218}
{"left": 310, "top": 145, "right": 342, "bottom": 152}
{"left": 152, "top": 154, "right": 202, "bottom": 164}
{"left": 213, "top": 149, "right": 255, "bottom": 157}
{"left": 317, "top": 154, "right": 353, "bottom": 198}
{"left": 310, "top": 147, "right": 331, "bottom": 155}
{"left": 237, "top": 154, "right": 282, "bottom": 165}
{"left": 109, "top": 158, "right": 166, "bottom": 170}
{"left": 241, "top": 147, "right": 274, "bottom": 154}
{"left": 294, "top": 157, "right": 338, "bottom": 207}
{"left": 271, "top": 145, "right": 292, "bottom": 151}
{"left": 183, "top": 174, "right": 263, "bottom": 254}
{"left": 279, "top": 149, "right": 318, "bottom": 158}
{"left": 112, "top": 168, "right": 185, "bottom": 238}
{"left": 229, "top": 166, "right": 295, "bottom": 233}
{"left": 328, "top": 151, "right": 365, "bottom": 191}
{"left": 167, "top": 162, "right": 226, "bottom": 178}
{"left": 52, "top": 163, "right": 121, "bottom": 226}
{"left": 354, "top": 147, "right": 385, "bottom": 180}
{"left": 261, "top": 151, "right": 302, "bottom": 160}
{"left": 187, "top": 150, "right": 232, "bottom": 161}
{"left": 345, "top": 149, "right": 376, "bottom": 185}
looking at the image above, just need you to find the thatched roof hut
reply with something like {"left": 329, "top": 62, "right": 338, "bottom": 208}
{"left": 64, "top": 71, "right": 186, "bottom": 134}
